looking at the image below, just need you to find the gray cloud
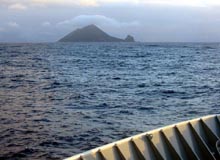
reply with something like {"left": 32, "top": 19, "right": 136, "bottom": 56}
{"left": 8, "top": 21, "right": 20, "bottom": 28}
{"left": 8, "top": 3, "right": 27, "bottom": 10}
{"left": 42, "top": 21, "right": 51, "bottom": 27}
{"left": 0, "top": 27, "right": 5, "bottom": 32}
{"left": 1, "top": 0, "right": 220, "bottom": 8}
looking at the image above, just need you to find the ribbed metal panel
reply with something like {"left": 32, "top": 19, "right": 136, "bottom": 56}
{"left": 66, "top": 115, "right": 220, "bottom": 160}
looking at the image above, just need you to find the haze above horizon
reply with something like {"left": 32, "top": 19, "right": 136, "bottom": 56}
{"left": 0, "top": 0, "right": 220, "bottom": 42}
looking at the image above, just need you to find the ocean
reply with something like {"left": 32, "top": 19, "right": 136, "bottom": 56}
{"left": 0, "top": 42, "right": 220, "bottom": 159}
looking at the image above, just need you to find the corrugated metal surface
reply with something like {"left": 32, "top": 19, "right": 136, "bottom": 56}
{"left": 66, "top": 115, "right": 220, "bottom": 160}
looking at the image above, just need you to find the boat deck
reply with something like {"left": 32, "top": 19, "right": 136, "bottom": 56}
{"left": 66, "top": 115, "right": 220, "bottom": 160}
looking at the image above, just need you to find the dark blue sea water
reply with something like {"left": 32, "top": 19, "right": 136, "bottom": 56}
{"left": 0, "top": 42, "right": 220, "bottom": 159}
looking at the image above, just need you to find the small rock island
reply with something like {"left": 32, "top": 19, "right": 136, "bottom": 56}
{"left": 59, "top": 24, "right": 135, "bottom": 42}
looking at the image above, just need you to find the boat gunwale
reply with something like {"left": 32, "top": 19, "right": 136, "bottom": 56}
{"left": 65, "top": 114, "right": 219, "bottom": 160}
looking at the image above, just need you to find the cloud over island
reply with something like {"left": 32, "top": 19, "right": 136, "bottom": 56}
{"left": 57, "top": 15, "right": 139, "bottom": 28}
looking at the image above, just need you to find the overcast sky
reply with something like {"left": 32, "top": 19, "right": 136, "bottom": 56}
{"left": 0, "top": 0, "right": 220, "bottom": 42}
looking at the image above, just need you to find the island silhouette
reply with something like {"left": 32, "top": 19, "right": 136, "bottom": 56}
{"left": 59, "top": 24, "right": 135, "bottom": 42}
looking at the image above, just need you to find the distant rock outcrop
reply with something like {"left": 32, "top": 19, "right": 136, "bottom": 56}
{"left": 125, "top": 35, "right": 135, "bottom": 42}
{"left": 58, "top": 24, "right": 135, "bottom": 42}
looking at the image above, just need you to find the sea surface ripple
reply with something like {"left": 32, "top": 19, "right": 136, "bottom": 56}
{"left": 0, "top": 42, "right": 220, "bottom": 159}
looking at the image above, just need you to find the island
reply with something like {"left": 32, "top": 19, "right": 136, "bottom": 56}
{"left": 58, "top": 24, "right": 135, "bottom": 42}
